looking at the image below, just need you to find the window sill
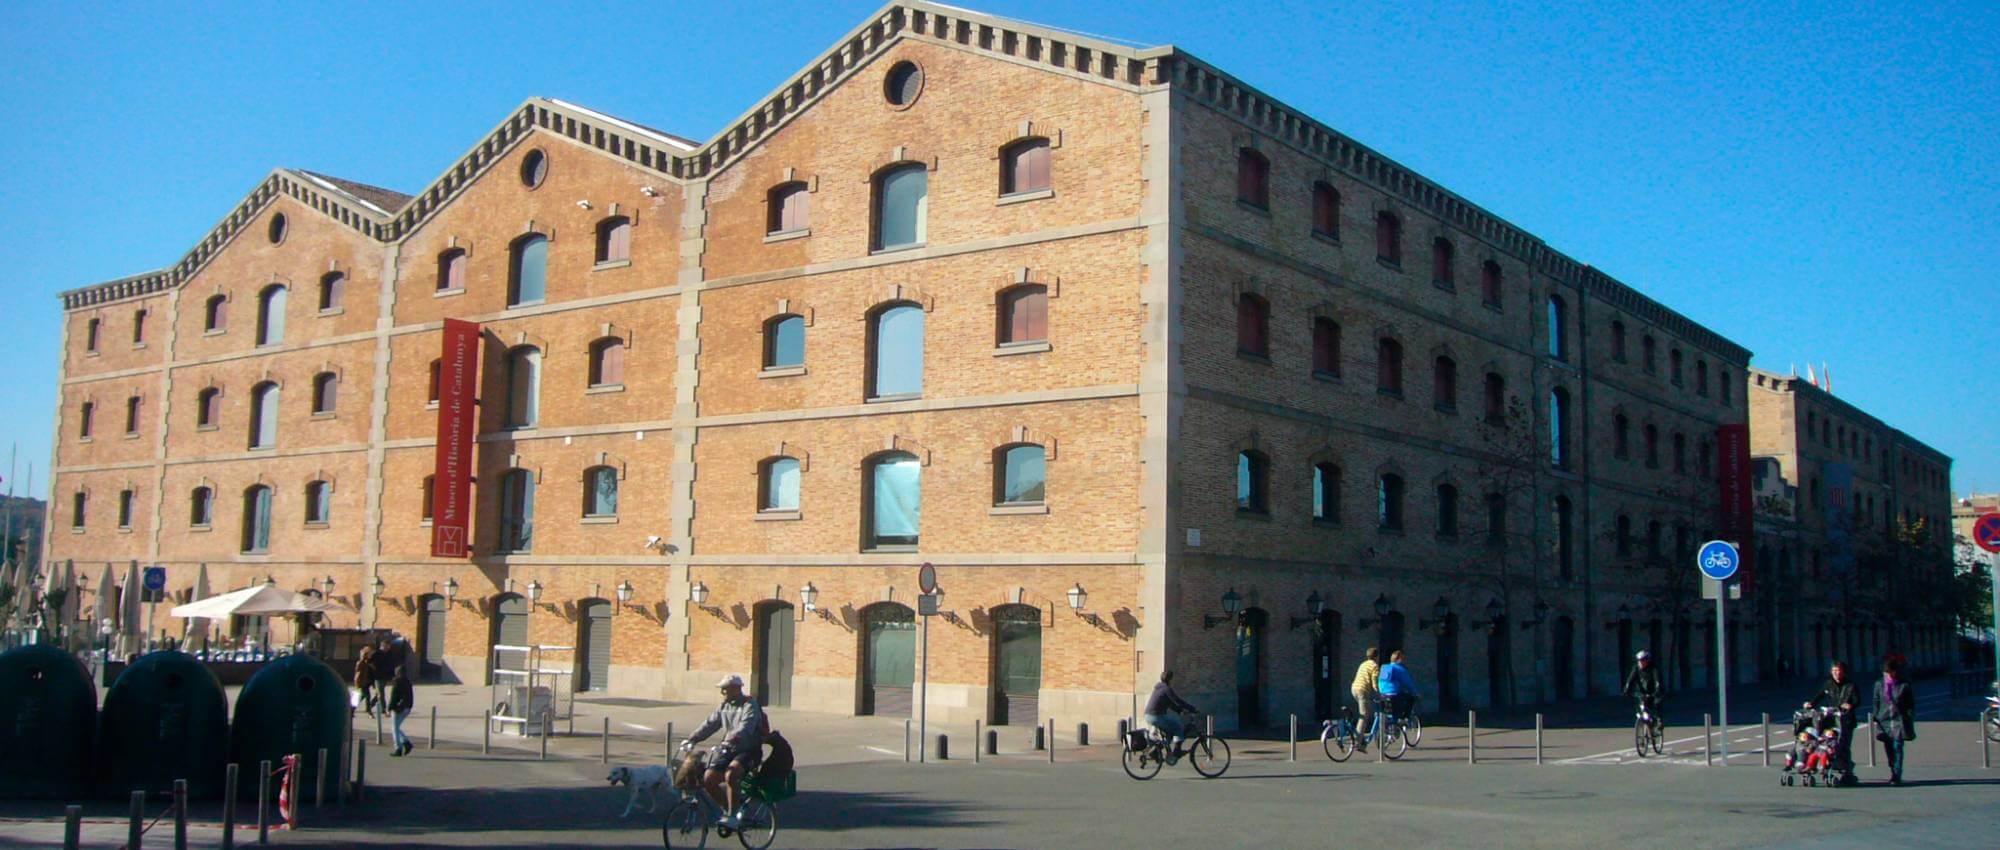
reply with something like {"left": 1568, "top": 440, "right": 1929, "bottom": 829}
{"left": 754, "top": 510, "right": 802, "bottom": 522}
{"left": 507, "top": 299, "right": 547, "bottom": 310}
{"left": 197, "top": 425, "right": 218, "bottom": 432}
{"left": 1376, "top": 257, "right": 1402, "bottom": 272}
{"left": 1434, "top": 403, "right": 1457, "bottom": 415}
{"left": 70, "top": 527, "right": 84, "bottom": 534}
{"left": 1312, "top": 370, "right": 1341, "bottom": 383}
{"left": 1432, "top": 279, "right": 1455, "bottom": 293}
{"left": 580, "top": 515, "right": 620, "bottom": 525}
{"left": 1235, "top": 199, "right": 1272, "bottom": 217}
{"left": 117, "top": 526, "right": 133, "bottom": 534}
{"left": 1235, "top": 509, "right": 1272, "bottom": 521}
{"left": 256, "top": 342, "right": 282, "bottom": 350}
{"left": 763, "top": 228, "right": 811, "bottom": 244}
{"left": 190, "top": 524, "right": 211, "bottom": 533}
{"left": 310, "top": 412, "right": 336, "bottom": 420}
{"left": 1377, "top": 388, "right": 1404, "bottom": 399}
{"left": 425, "top": 401, "right": 439, "bottom": 410}
{"left": 420, "top": 519, "right": 433, "bottom": 527}
{"left": 249, "top": 446, "right": 277, "bottom": 453}
{"left": 303, "top": 522, "right": 329, "bottom": 530}
{"left": 1377, "top": 526, "right": 1405, "bottom": 536}
{"left": 863, "top": 544, "right": 919, "bottom": 554}
{"left": 990, "top": 503, "right": 1049, "bottom": 516}
{"left": 1237, "top": 351, "right": 1272, "bottom": 365}
{"left": 123, "top": 433, "right": 140, "bottom": 441}
{"left": 592, "top": 260, "right": 632, "bottom": 272}
{"left": 585, "top": 383, "right": 626, "bottom": 395}
{"left": 77, "top": 437, "right": 93, "bottom": 444}
{"left": 993, "top": 341, "right": 1051, "bottom": 356}
{"left": 997, "top": 188, "right": 1055, "bottom": 206}
{"left": 132, "top": 342, "right": 150, "bottom": 351}
{"left": 1312, "top": 518, "right": 1340, "bottom": 529}
{"left": 870, "top": 242, "right": 926, "bottom": 256}
{"left": 84, "top": 351, "right": 100, "bottom": 358}
{"left": 502, "top": 426, "right": 540, "bottom": 435}
{"left": 758, "top": 365, "right": 807, "bottom": 379}
{"left": 318, "top": 307, "right": 346, "bottom": 317}
{"left": 1310, "top": 230, "right": 1340, "bottom": 246}
{"left": 240, "top": 551, "right": 269, "bottom": 558}
{"left": 433, "top": 287, "right": 466, "bottom": 299}
{"left": 204, "top": 328, "right": 227, "bottom": 337}
{"left": 1482, "top": 301, "right": 1502, "bottom": 313}
{"left": 866, "top": 392, "right": 922, "bottom": 404}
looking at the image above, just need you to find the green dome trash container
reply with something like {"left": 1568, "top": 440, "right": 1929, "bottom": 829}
{"left": 97, "top": 650, "right": 229, "bottom": 799}
{"left": 231, "top": 654, "right": 347, "bottom": 801}
{"left": 0, "top": 644, "right": 98, "bottom": 799}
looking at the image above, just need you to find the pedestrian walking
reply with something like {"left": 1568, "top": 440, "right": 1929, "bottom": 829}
{"left": 1803, "top": 660, "right": 1858, "bottom": 777}
{"left": 1351, "top": 647, "right": 1381, "bottom": 751}
{"left": 388, "top": 668, "right": 416, "bottom": 757}
{"left": 1873, "top": 656, "right": 1916, "bottom": 786}
{"left": 354, "top": 644, "right": 379, "bottom": 717}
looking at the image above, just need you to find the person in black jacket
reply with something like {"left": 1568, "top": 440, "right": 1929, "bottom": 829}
{"left": 387, "top": 669, "right": 415, "bottom": 757}
{"left": 1622, "top": 651, "right": 1666, "bottom": 732}
{"left": 1873, "top": 657, "right": 1916, "bottom": 785}
{"left": 1143, "top": 671, "right": 1199, "bottom": 760}
{"left": 1804, "top": 661, "right": 1859, "bottom": 772}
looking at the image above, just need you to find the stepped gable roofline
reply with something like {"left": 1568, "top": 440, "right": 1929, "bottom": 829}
{"left": 295, "top": 170, "right": 413, "bottom": 216}
{"left": 1745, "top": 366, "right": 1951, "bottom": 464}
{"left": 545, "top": 98, "right": 698, "bottom": 151}
{"left": 58, "top": 269, "right": 175, "bottom": 310}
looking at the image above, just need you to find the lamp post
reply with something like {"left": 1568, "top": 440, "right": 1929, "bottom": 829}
{"left": 443, "top": 577, "right": 459, "bottom": 605}
{"left": 689, "top": 581, "right": 709, "bottom": 608}
{"left": 1419, "top": 597, "right": 1451, "bottom": 635}
{"left": 1203, "top": 587, "right": 1243, "bottom": 629}
{"left": 798, "top": 582, "right": 818, "bottom": 621}
{"left": 369, "top": 575, "right": 386, "bottom": 629}
{"left": 1469, "top": 598, "right": 1505, "bottom": 633}
{"left": 615, "top": 580, "right": 634, "bottom": 616}
{"left": 1359, "top": 593, "right": 1392, "bottom": 630}
{"left": 1290, "top": 590, "right": 1325, "bottom": 629}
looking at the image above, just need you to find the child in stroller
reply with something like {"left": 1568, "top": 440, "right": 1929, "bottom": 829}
{"left": 1780, "top": 708, "right": 1851, "bottom": 787}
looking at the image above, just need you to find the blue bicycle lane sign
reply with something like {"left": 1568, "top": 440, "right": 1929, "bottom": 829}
{"left": 1696, "top": 540, "right": 1739, "bottom": 582}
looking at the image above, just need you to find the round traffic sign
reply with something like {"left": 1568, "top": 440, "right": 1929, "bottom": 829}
{"left": 1696, "top": 540, "right": 1740, "bottom": 581}
{"left": 1974, "top": 513, "right": 2000, "bottom": 554}
{"left": 917, "top": 562, "right": 938, "bottom": 595}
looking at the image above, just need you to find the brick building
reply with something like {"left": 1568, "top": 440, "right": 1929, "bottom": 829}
{"left": 43, "top": 2, "right": 1910, "bottom": 730}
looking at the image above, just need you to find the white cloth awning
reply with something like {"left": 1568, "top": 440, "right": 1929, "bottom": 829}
{"left": 170, "top": 584, "right": 355, "bottom": 620}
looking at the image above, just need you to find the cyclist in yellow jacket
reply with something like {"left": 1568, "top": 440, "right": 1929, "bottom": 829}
{"left": 1350, "top": 647, "right": 1381, "bottom": 752}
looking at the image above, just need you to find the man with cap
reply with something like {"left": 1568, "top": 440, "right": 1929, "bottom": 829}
{"left": 683, "top": 674, "right": 765, "bottom": 829}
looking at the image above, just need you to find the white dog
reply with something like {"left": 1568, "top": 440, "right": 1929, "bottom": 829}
{"left": 606, "top": 764, "right": 673, "bottom": 817}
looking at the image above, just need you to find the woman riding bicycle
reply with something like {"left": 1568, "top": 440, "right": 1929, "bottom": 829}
{"left": 1143, "top": 671, "right": 1199, "bottom": 762}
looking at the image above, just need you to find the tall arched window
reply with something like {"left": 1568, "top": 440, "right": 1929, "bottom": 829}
{"left": 204, "top": 294, "right": 228, "bottom": 332}
{"left": 1552, "top": 495, "right": 1574, "bottom": 581}
{"left": 317, "top": 272, "right": 345, "bottom": 312}
{"left": 1485, "top": 493, "right": 1507, "bottom": 547}
{"left": 1695, "top": 360, "right": 1709, "bottom": 396}
{"left": 588, "top": 337, "right": 625, "bottom": 388}
{"left": 1483, "top": 373, "right": 1506, "bottom": 422}
{"left": 1669, "top": 348, "right": 1683, "bottom": 384}
{"left": 1611, "top": 321, "right": 1627, "bottom": 362}
{"left": 427, "top": 359, "right": 442, "bottom": 403}
{"left": 1550, "top": 387, "right": 1571, "bottom": 469}
{"left": 1377, "top": 338, "right": 1404, "bottom": 395}
{"left": 498, "top": 469, "right": 535, "bottom": 553}
{"left": 256, "top": 284, "right": 287, "bottom": 346}
{"left": 71, "top": 491, "right": 86, "bottom": 529}
{"left": 85, "top": 317, "right": 100, "bottom": 352}
{"left": 1378, "top": 473, "right": 1405, "bottom": 531}
{"left": 998, "top": 284, "right": 1048, "bottom": 346}
{"left": 864, "top": 451, "right": 921, "bottom": 549}
{"left": 767, "top": 182, "right": 810, "bottom": 235}
{"left": 304, "top": 480, "right": 331, "bottom": 524}
{"left": 1001, "top": 137, "right": 1051, "bottom": 196}
{"left": 996, "top": 444, "right": 1046, "bottom": 506}
{"left": 249, "top": 381, "right": 279, "bottom": 449}
{"left": 583, "top": 465, "right": 618, "bottom": 517}
{"left": 760, "top": 456, "right": 801, "bottom": 512}
{"left": 1433, "top": 356, "right": 1457, "bottom": 411}
{"left": 505, "top": 346, "right": 541, "bottom": 429}
{"left": 1672, "top": 432, "right": 1687, "bottom": 474}
{"left": 421, "top": 475, "right": 435, "bottom": 522}
{"left": 872, "top": 164, "right": 928, "bottom": 251}
{"left": 190, "top": 486, "right": 214, "bottom": 527}
{"left": 866, "top": 302, "right": 924, "bottom": 400}
{"left": 132, "top": 309, "right": 148, "bottom": 344}
{"left": 1313, "top": 463, "right": 1340, "bottom": 523}
{"left": 241, "top": 485, "right": 273, "bottom": 554}
{"left": 1311, "top": 182, "right": 1339, "bottom": 237}
{"left": 1312, "top": 317, "right": 1340, "bottom": 377}
{"left": 437, "top": 248, "right": 467, "bottom": 292}
{"left": 1480, "top": 261, "right": 1502, "bottom": 308}
{"left": 311, "top": 372, "right": 338, "bottom": 415}
{"left": 764, "top": 314, "right": 805, "bottom": 369}
{"left": 595, "top": 216, "right": 632, "bottom": 264}
{"left": 508, "top": 233, "right": 549, "bottom": 306}
{"left": 116, "top": 490, "right": 134, "bottom": 529}
{"left": 78, "top": 401, "right": 94, "bottom": 438}
{"left": 1642, "top": 335, "right": 1657, "bottom": 373}
{"left": 1432, "top": 238, "right": 1455, "bottom": 287}
{"left": 194, "top": 388, "right": 219, "bottom": 428}
{"left": 125, "top": 395, "right": 142, "bottom": 434}
{"left": 1436, "top": 484, "right": 1459, "bottom": 536}
{"left": 1375, "top": 212, "right": 1402, "bottom": 265}
{"left": 1235, "top": 148, "right": 1270, "bottom": 209}
{"left": 1236, "top": 293, "right": 1269, "bottom": 357}
{"left": 1546, "top": 295, "right": 1567, "bottom": 361}
{"left": 1236, "top": 450, "right": 1269, "bottom": 513}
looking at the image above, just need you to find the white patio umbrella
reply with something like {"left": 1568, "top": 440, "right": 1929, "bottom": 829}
{"left": 171, "top": 583, "right": 355, "bottom": 620}
{"left": 120, "top": 561, "right": 142, "bottom": 651}
{"left": 186, "top": 564, "right": 212, "bottom": 649}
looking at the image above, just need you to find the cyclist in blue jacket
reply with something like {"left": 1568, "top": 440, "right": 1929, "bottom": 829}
{"left": 1377, "top": 650, "right": 1420, "bottom": 724}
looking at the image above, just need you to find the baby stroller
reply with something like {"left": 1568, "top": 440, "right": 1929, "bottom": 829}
{"left": 1779, "top": 707, "right": 1853, "bottom": 787}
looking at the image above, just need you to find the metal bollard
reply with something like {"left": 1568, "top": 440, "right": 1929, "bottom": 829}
{"left": 222, "top": 763, "right": 239, "bottom": 850}
{"left": 63, "top": 805, "right": 82, "bottom": 850}
{"left": 355, "top": 742, "right": 367, "bottom": 801}
{"left": 429, "top": 706, "right": 438, "bottom": 750}
{"left": 129, "top": 789, "right": 145, "bottom": 850}
{"left": 174, "top": 778, "right": 188, "bottom": 850}
{"left": 904, "top": 719, "right": 912, "bottom": 762}
{"left": 257, "top": 759, "right": 272, "bottom": 844}
{"left": 602, "top": 716, "right": 611, "bottom": 764}
{"left": 1535, "top": 713, "right": 1544, "bottom": 765}
{"left": 376, "top": 709, "right": 385, "bottom": 745}
{"left": 667, "top": 722, "right": 675, "bottom": 760}
{"left": 1867, "top": 711, "right": 1876, "bottom": 767}
{"left": 483, "top": 709, "right": 491, "bottom": 755}
{"left": 316, "top": 747, "right": 328, "bottom": 809}
{"left": 986, "top": 729, "right": 999, "bottom": 755}
{"left": 1983, "top": 724, "right": 1991, "bottom": 769}
{"left": 540, "top": 711, "right": 551, "bottom": 761}
{"left": 1033, "top": 725, "right": 1046, "bottom": 751}
{"left": 1048, "top": 718, "right": 1056, "bottom": 763}
{"left": 1704, "top": 714, "right": 1713, "bottom": 766}
{"left": 1206, "top": 714, "right": 1215, "bottom": 737}
{"left": 1762, "top": 714, "right": 1771, "bottom": 767}
{"left": 936, "top": 734, "right": 949, "bottom": 760}
{"left": 1117, "top": 718, "right": 1129, "bottom": 742}
{"left": 974, "top": 720, "right": 982, "bottom": 763}
{"left": 1376, "top": 712, "right": 1385, "bottom": 763}
{"left": 1077, "top": 722, "right": 1089, "bottom": 747}
{"left": 1289, "top": 714, "right": 1298, "bottom": 762}
{"left": 1468, "top": 710, "right": 1477, "bottom": 764}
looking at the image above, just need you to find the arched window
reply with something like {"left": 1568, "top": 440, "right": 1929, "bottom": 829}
{"left": 1433, "top": 356, "right": 1457, "bottom": 411}
{"left": 1719, "top": 371, "right": 1732, "bottom": 405}
{"left": 1378, "top": 473, "right": 1405, "bottom": 531}
{"left": 125, "top": 395, "right": 142, "bottom": 434}
{"left": 1432, "top": 238, "right": 1455, "bottom": 287}
{"left": 1611, "top": 321, "right": 1627, "bottom": 362}
{"left": 1483, "top": 373, "right": 1505, "bottom": 422}
{"left": 421, "top": 475, "right": 435, "bottom": 522}
{"left": 1000, "top": 137, "right": 1051, "bottom": 196}
{"left": 1553, "top": 496, "right": 1574, "bottom": 581}
{"left": 249, "top": 381, "right": 279, "bottom": 449}
{"left": 241, "top": 485, "right": 273, "bottom": 554}
{"left": 190, "top": 486, "right": 214, "bottom": 527}
{"left": 498, "top": 469, "right": 535, "bottom": 553}
{"left": 204, "top": 294, "right": 228, "bottom": 332}
{"left": 588, "top": 337, "right": 625, "bottom": 388}
{"left": 304, "top": 480, "right": 331, "bottom": 524}
{"left": 132, "top": 309, "right": 148, "bottom": 344}
{"left": 1312, "top": 317, "right": 1340, "bottom": 377}
{"left": 1311, "top": 182, "right": 1339, "bottom": 237}
{"left": 71, "top": 491, "right": 86, "bottom": 529}
{"left": 78, "top": 401, "right": 94, "bottom": 438}
{"left": 1235, "top": 148, "right": 1270, "bottom": 208}
{"left": 864, "top": 451, "right": 921, "bottom": 549}
{"left": 1644, "top": 424, "right": 1660, "bottom": 468}
{"left": 85, "top": 317, "right": 100, "bottom": 352}
{"left": 872, "top": 164, "right": 928, "bottom": 251}
{"left": 505, "top": 346, "right": 541, "bottom": 429}
{"left": 1672, "top": 432, "right": 1687, "bottom": 474}
{"left": 997, "top": 284, "right": 1048, "bottom": 346}
{"left": 996, "top": 444, "right": 1046, "bottom": 506}
{"left": 1377, "top": 338, "right": 1404, "bottom": 395}
{"left": 594, "top": 216, "right": 632, "bottom": 264}
{"left": 1313, "top": 463, "right": 1340, "bottom": 523}
{"left": 1236, "top": 450, "right": 1269, "bottom": 514}
{"left": 1669, "top": 348, "right": 1683, "bottom": 384}
{"left": 1550, "top": 387, "right": 1571, "bottom": 469}
{"left": 763, "top": 314, "right": 805, "bottom": 369}
{"left": 766, "top": 182, "right": 810, "bottom": 235}
{"left": 1616, "top": 515, "right": 1632, "bottom": 556}
{"left": 437, "top": 248, "right": 467, "bottom": 292}
{"left": 256, "top": 284, "right": 287, "bottom": 346}
{"left": 1436, "top": 484, "right": 1459, "bottom": 536}
{"left": 1481, "top": 261, "right": 1502, "bottom": 308}
{"left": 1546, "top": 295, "right": 1567, "bottom": 361}
{"left": 866, "top": 302, "right": 924, "bottom": 400}
{"left": 427, "top": 359, "right": 442, "bottom": 403}
{"left": 1236, "top": 293, "right": 1269, "bottom": 357}
{"left": 1695, "top": 360, "right": 1709, "bottom": 396}
{"left": 117, "top": 489, "right": 135, "bottom": 529}
{"left": 1484, "top": 493, "right": 1507, "bottom": 547}
{"left": 1375, "top": 212, "right": 1402, "bottom": 265}
{"left": 194, "top": 387, "right": 219, "bottom": 428}
{"left": 508, "top": 233, "right": 549, "bottom": 307}
{"left": 1642, "top": 335, "right": 1657, "bottom": 373}
{"left": 759, "top": 456, "right": 801, "bottom": 512}
{"left": 317, "top": 272, "right": 345, "bottom": 312}
{"left": 583, "top": 466, "right": 618, "bottom": 517}
{"left": 311, "top": 372, "right": 338, "bottom": 415}
{"left": 1614, "top": 413, "right": 1630, "bottom": 457}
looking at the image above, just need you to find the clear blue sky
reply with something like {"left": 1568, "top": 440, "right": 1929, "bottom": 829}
{"left": 2, "top": 1, "right": 1995, "bottom": 501}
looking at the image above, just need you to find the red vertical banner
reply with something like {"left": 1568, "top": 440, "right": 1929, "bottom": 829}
{"left": 431, "top": 319, "right": 481, "bottom": 558}
{"left": 1715, "top": 423, "right": 1754, "bottom": 593}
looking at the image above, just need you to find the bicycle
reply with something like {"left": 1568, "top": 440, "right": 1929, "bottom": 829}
{"left": 661, "top": 741, "right": 792, "bottom": 849}
{"left": 1367, "top": 698, "right": 1420, "bottom": 760}
{"left": 1320, "top": 706, "right": 1362, "bottom": 761}
{"left": 1122, "top": 711, "right": 1232, "bottom": 780}
{"left": 1982, "top": 690, "right": 2000, "bottom": 744}
{"left": 1633, "top": 698, "right": 1664, "bottom": 758}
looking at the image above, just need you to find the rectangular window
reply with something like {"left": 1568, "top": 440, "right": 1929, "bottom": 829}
{"left": 118, "top": 490, "right": 135, "bottom": 529}
{"left": 125, "top": 396, "right": 142, "bottom": 435}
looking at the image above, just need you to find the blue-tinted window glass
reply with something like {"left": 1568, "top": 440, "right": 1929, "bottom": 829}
{"left": 257, "top": 286, "right": 287, "bottom": 345}
{"left": 587, "top": 467, "right": 618, "bottom": 516}
{"left": 869, "top": 453, "right": 921, "bottom": 547}
{"left": 1000, "top": 445, "right": 1045, "bottom": 504}
{"left": 764, "top": 457, "right": 800, "bottom": 511}
{"left": 511, "top": 235, "right": 548, "bottom": 305}
{"left": 875, "top": 165, "right": 927, "bottom": 250}
{"left": 767, "top": 315, "right": 805, "bottom": 368}
{"left": 870, "top": 305, "right": 924, "bottom": 398}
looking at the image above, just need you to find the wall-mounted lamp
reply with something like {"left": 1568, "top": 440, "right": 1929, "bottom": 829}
{"left": 1358, "top": 594, "right": 1392, "bottom": 630}
{"left": 615, "top": 580, "right": 635, "bottom": 616}
{"left": 525, "top": 579, "right": 544, "bottom": 603}
{"left": 370, "top": 575, "right": 385, "bottom": 598}
{"left": 1202, "top": 587, "right": 1243, "bottom": 629}
{"left": 690, "top": 581, "right": 711, "bottom": 609}
{"left": 443, "top": 577, "right": 459, "bottom": 602}
{"left": 1469, "top": 598, "right": 1505, "bottom": 633}
{"left": 1289, "top": 590, "right": 1325, "bottom": 630}
{"left": 1418, "top": 596, "right": 1452, "bottom": 635}
{"left": 1605, "top": 603, "right": 1632, "bottom": 631}
{"left": 1520, "top": 600, "right": 1550, "bottom": 631}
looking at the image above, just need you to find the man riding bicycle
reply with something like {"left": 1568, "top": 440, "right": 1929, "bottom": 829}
{"left": 682, "top": 674, "right": 764, "bottom": 830}
{"left": 1143, "top": 671, "right": 1199, "bottom": 763}
{"left": 1376, "top": 650, "right": 1419, "bottom": 735}
{"left": 1622, "top": 650, "right": 1665, "bottom": 730}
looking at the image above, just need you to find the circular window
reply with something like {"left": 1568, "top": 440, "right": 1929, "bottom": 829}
{"left": 267, "top": 213, "right": 288, "bottom": 244}
{"left": 520, "top": 149, "right": 548, "bottom": 188}
{"left": 883, "top": 61, "right": 924, "bottom": 107}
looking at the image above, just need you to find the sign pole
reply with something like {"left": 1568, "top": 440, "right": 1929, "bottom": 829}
{"left": 919, "top": 604, "right": 929, "bottom": 764}
{"left": 1977, "top": 515, "right": 2000, "bottom": 674}
{"left": 1716, "top": 583, "right": 1728, "bottom": 765}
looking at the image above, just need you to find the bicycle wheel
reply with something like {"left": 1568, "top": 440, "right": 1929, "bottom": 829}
{"left": 1188, "top": 735, "right": 1231, "bottom": 778}
{"left": 1382, "top": 723, "right": 1410, "bottom": 760}
{"left": 1649, "top": 722, "right": 1665, "bottom": 756}
{"left": 1634, "top": 719, "right": 1649, "bottom": 759}
{"left": 1403, "top": 714, "right": 1423, "bottom": 746}
{"left": 662, "top": 800, "right": 710, "bottom": 849}
{"left": 1322, "top": 722, "right": 1355, "bottom": 762}
{"left": 734, "top": 799, "right": 777, "bottom": 850}
{"left": 1121, "top": 745, "right": 1163, "bottom": 780}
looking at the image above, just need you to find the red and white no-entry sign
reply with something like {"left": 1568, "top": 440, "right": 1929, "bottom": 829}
{"left": 1974, "top": 513, "right": 2000, "bottom": 554}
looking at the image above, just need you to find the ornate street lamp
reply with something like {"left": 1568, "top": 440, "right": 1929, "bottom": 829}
{"left": 1203, "top": 587, "right": 1243, "bottom": 629}
{"left": 1066, "top": 583, "right": 1088, "bottom": 613}
{"left": 689, "top": 581, "right": 710, "bottom": 608}
{"left": 1359, "top": 593, "right": 1393, "bottom": 630}
{"left": 1290, "top": 590, "right": 1325, "bottom": 630}
{"left": 1420, "top": 597, "right": 1452, "bottom": 634}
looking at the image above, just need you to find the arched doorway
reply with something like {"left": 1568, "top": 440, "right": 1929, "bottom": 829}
{"left": 1486, "top": 617, "right": 1511, "bottom": 708}
{"left": 860, "top": 603, "right": 916, "bottom": 716}
{"left": 1236, "top": 608, "right": 1268, "bottom": 729}
{"left": 416, "top": 594, "right": 447, "bottom": 681}
{"left": 576, "top": 598, "right": 612, "bottom": 693}
{"left": 991, "top": 604, "right": 1042, "bottom": 726}
{"left": 1552, "top": 616, "right": 1575, "bottom": 701}
{"left": 753, "top": 601, "right": 795, "bottom": 708}
{"left": 1312, "top": 610, "right": 1342, "bottom": 722}
{"left": 1435, "top": 614, "right": 1460, "bottom": 712}
{"left": 488, "top": 593, "right": 529, "bottom": 685}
